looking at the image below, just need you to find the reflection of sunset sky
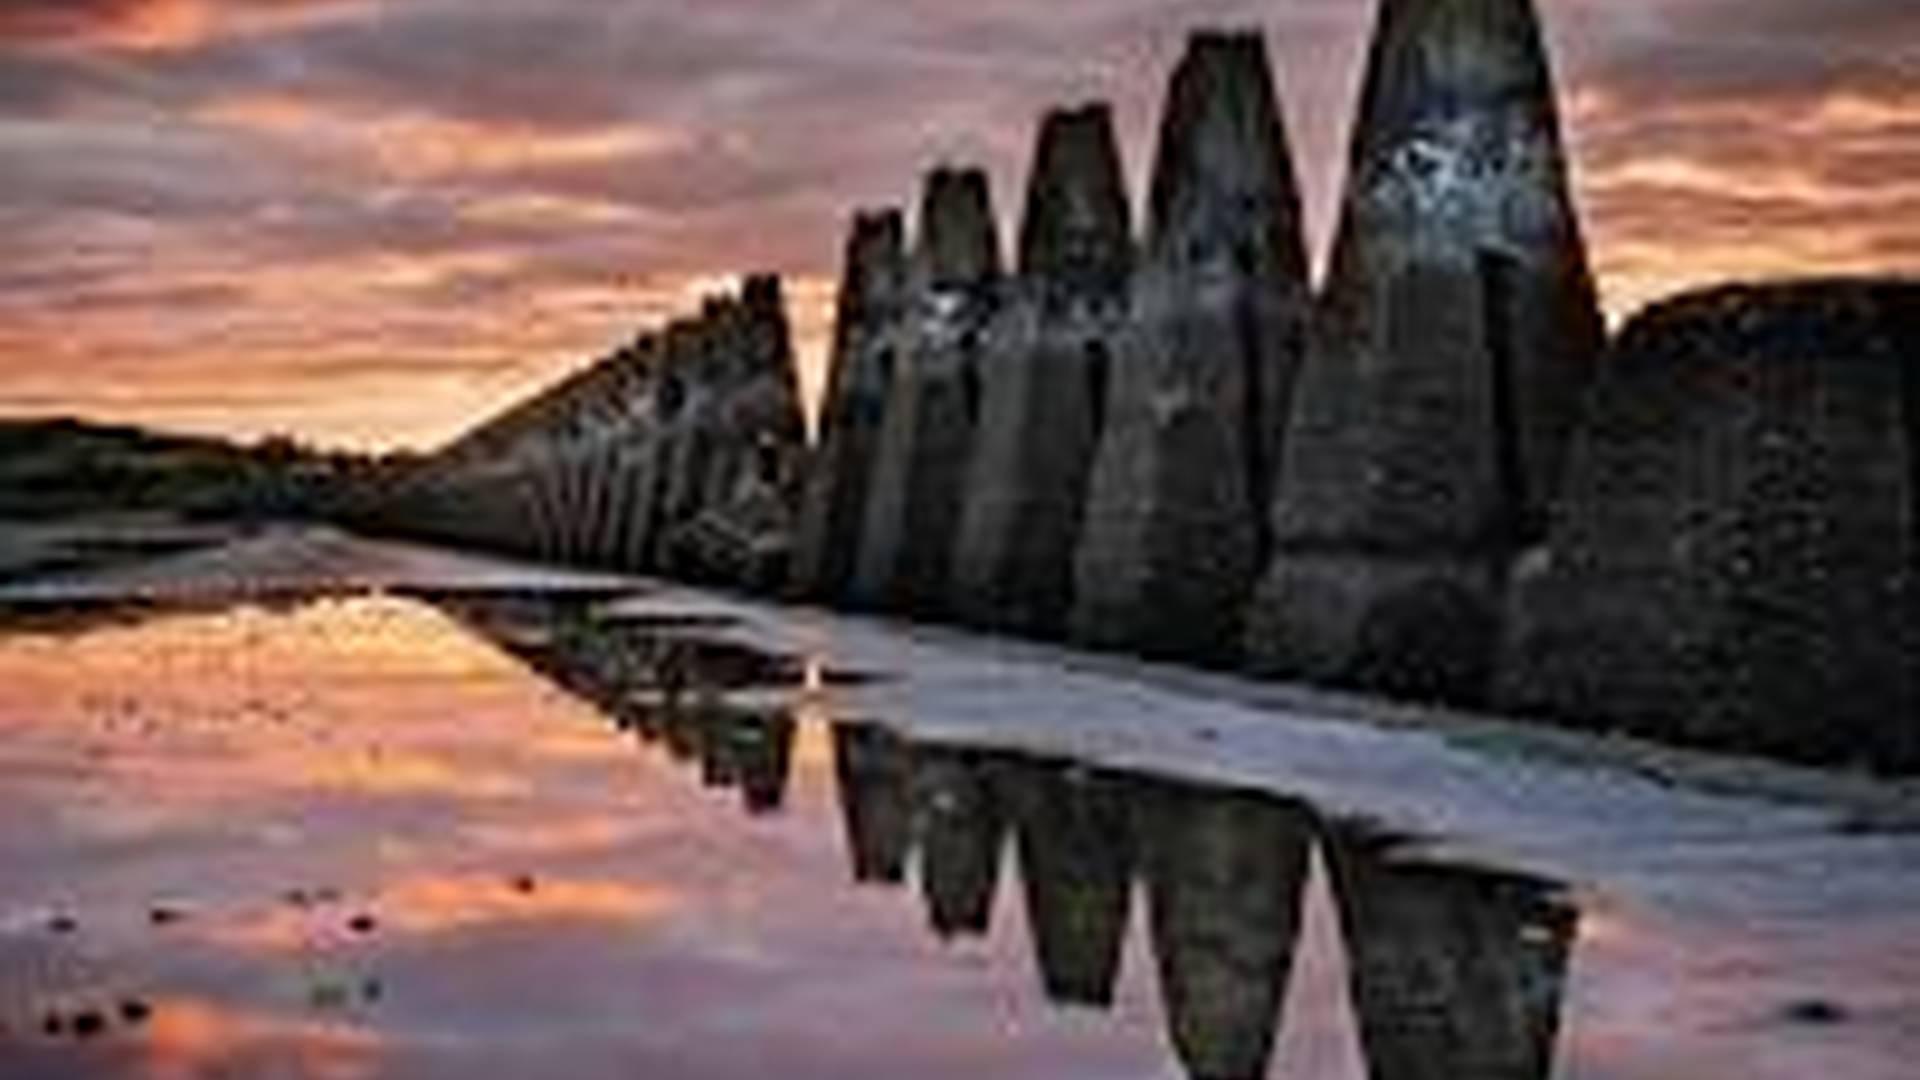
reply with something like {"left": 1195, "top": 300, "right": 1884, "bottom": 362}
{"left": 0, "top": 0, "right": 1914, "bottom": 449}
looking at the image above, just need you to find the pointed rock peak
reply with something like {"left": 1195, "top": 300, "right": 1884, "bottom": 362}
{"left": 840, "top": 207, "right": 908, "bottom": 312}
{"left": 1018, "top": 102, "right": 1132, "bottom": 285}
{"left": 742, "top": 273, "right": 784, "bottom": 319}
{"left": 916, "top": 166, "right": 1003, "bottom": 289}
{"left": 1347, "top": 0, "right": 1566, "bottom": 198}
{"left": 1146, "top": 29, "right": 1306, "bottom": 277}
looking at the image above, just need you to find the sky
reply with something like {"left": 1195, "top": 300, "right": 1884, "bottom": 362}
{"left": 0, "top": 0, "right": 1915, "bottom": 451}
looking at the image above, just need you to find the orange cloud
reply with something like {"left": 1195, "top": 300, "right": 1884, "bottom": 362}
{"left": 0, "top": 0, "right": 358, "bottom": 52}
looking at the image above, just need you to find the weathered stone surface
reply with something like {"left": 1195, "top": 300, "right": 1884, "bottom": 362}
{"left": 1247, "top": 0, "right": 1603, "bottom": 704}
{"left": 1500, "top": 281, "right": 1920, "bottom": 770}
{"left": 1325, "top": 831, "right": 1576, "bottom": 1080}
{"left": 664, "top": 280, "right": 808, "bottom": 589}
{"left": 1070, "top": 31, "right": 1311, "bottom": 664}
{"left": 951, "top": 105, "right": 1133, "bottom": 636}
{"left": 792, "top": 209, "right": 909, "bottom": 601}
{"left": 1142, "top": 778, "right": 1314, "bottom": 1080}
{"left": 851, "top": 167, "right": 1004, "bottom": 615}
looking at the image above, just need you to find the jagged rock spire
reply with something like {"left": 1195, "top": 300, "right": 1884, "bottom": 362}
{"left": 791, "top": 209, "right": 908, "bottom": 600}
{"left": 850, "top": 166, "right": 1004, "bottom": 615}
{"left": 950, "top": 103, "right": 1134, "bottom": 636}
{"left": 1246, "top": 0, "right": 1603, "bottom": 702}
{"left": 1069, "top": 30, "right": 1311, "bottom": 664}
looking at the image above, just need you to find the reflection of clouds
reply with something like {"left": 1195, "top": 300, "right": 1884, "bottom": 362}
{"left": 207, "top": 874, "right": 675, "bottom": 951}
{"left": 0, "top": 597, "right": 592, "bottom": 833}
{"left": 137, "top": 996, "right": 380, "bottom": 1080}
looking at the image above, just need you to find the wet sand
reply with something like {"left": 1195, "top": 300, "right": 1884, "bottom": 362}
{"left": 0, "top": 527, "right": 1914, "bottom": 1078}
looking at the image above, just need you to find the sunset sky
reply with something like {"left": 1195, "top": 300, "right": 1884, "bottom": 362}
{"left": 1, "top": 0, "right": 1915, "bottom": 451}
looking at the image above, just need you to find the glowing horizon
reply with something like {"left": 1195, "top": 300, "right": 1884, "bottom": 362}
{"left": 1, "top": 0, "right": 1915, "bottom": 452}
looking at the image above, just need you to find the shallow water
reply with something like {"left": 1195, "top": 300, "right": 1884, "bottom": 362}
{"left": 0, "top": 590, "right": 1899, "bottom": 1078}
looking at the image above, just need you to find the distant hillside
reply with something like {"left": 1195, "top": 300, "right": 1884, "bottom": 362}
{"left": 0, "top": 417, "right": 370, "bottom": 522}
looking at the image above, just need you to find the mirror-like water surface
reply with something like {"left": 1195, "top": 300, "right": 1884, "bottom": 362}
{"left": 0, "top": 589, "right": 1904, "bottom": 1079}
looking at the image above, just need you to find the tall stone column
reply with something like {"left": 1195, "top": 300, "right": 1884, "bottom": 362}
{"left": 1247, "top": 0, "right": 1603, "bottom": 704}
{"left": 1499, "top": 282, "right": 1920, "bottom": 770}
{"left": 851, "top": 167, "right": 1004, "bottom": 615}
{"left": 1070, "top": 31, "right": 1311, "bottom": 665}
{"left": 793, "top": 210, "right": 909, "bottom": 602}
{"left": 952, "top": 104, "right": 1134, "bottom": 637}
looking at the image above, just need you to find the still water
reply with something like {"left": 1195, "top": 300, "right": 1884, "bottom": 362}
{"left": 0, "top": 590, "right": 1877, "bottom": 1078}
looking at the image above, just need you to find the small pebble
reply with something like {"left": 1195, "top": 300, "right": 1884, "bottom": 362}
{"left": 41, "top": 1013, "right": 64, "bottom": 1036}
{"left": 118, "top": 999, "right": 152, "bottom": 1025}
{"left": 360, "top": 978, "right": 384, "bottom": 1003}
{"left": 511, "top": 874, "right": 537, "bottom": 895}
{"left": 149, "top": 906, "right": 185, "bottom": 926}
{"left": 46, "top": 915, "right": 77, "bottom": 935}
{"left": 1783, "top": 999, "right": 1849, "bottom": 1025}
{"left": 347, "top": 914, "right": 377, "bottom": 935}
{"left": 70, "top": 1010, "right": 106, "bottom": 1038}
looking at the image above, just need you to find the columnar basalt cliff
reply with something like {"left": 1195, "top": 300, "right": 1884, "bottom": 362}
{"left": 1070, "top": 31, "right": 1311, "bottom": 665}
{"left": 1245, "top": 0, "right": 1604, "bottom": 704}
{"left": 792, "top": 210, "right": 908, "bottom": 602}
{"left": 850, "top": 167, "right": 1004, "bottom": 616}
{"left": 949, "top": 105, "right": 1133, "bottom": 637}
{"left": 1500, "top": 281, "right": 1920, "bottom": 770}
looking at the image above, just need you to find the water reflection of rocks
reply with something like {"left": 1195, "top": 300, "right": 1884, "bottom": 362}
{"left": 448, "top": 598, "right": 1578, "bottom": 1080}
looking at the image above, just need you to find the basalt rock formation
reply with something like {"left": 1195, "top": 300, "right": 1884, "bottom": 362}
{"left": 1245, "top": 0, "right": 1604, "bottom": 704}
{"left": 1070, "top": 31, "right": 1311, "bottom": 665}
{"left": 850, "top": 167, "right": 1004, "bottom": 616}
{"left": 950, "top": 105, "right": 1133, "bottom": 637}
{"left": 1499, "top": 281, "right": 1920, "bottom": 770}
{"left": 792, "top": 210, "right": 908, "bottom": 602}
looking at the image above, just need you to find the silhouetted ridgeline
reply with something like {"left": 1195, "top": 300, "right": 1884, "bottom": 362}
{"left": 371, "top": 0, "right": 1920, "bottom": 772}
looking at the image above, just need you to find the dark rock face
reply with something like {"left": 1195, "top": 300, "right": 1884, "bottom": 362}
{"left": 1247, "top": 0, "right": 1603, "bottom": 703}
{"left": 1500, "top": 281, "right": 1920, "bottom": 770}
{"left": 1325, "top": 832, "right": 1576, "bottom": 1080}
{"left": 951, "top": 105, "right": 1134, "bottom": 637}
{"left": 792, "top": 210, "right": 909, "bottom": 602}
{"left": 1070, "top": 31, "right": 1311, "bottom": 665}
{"left": 851, "top": 168, "right": 1004, "bottom": 615}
